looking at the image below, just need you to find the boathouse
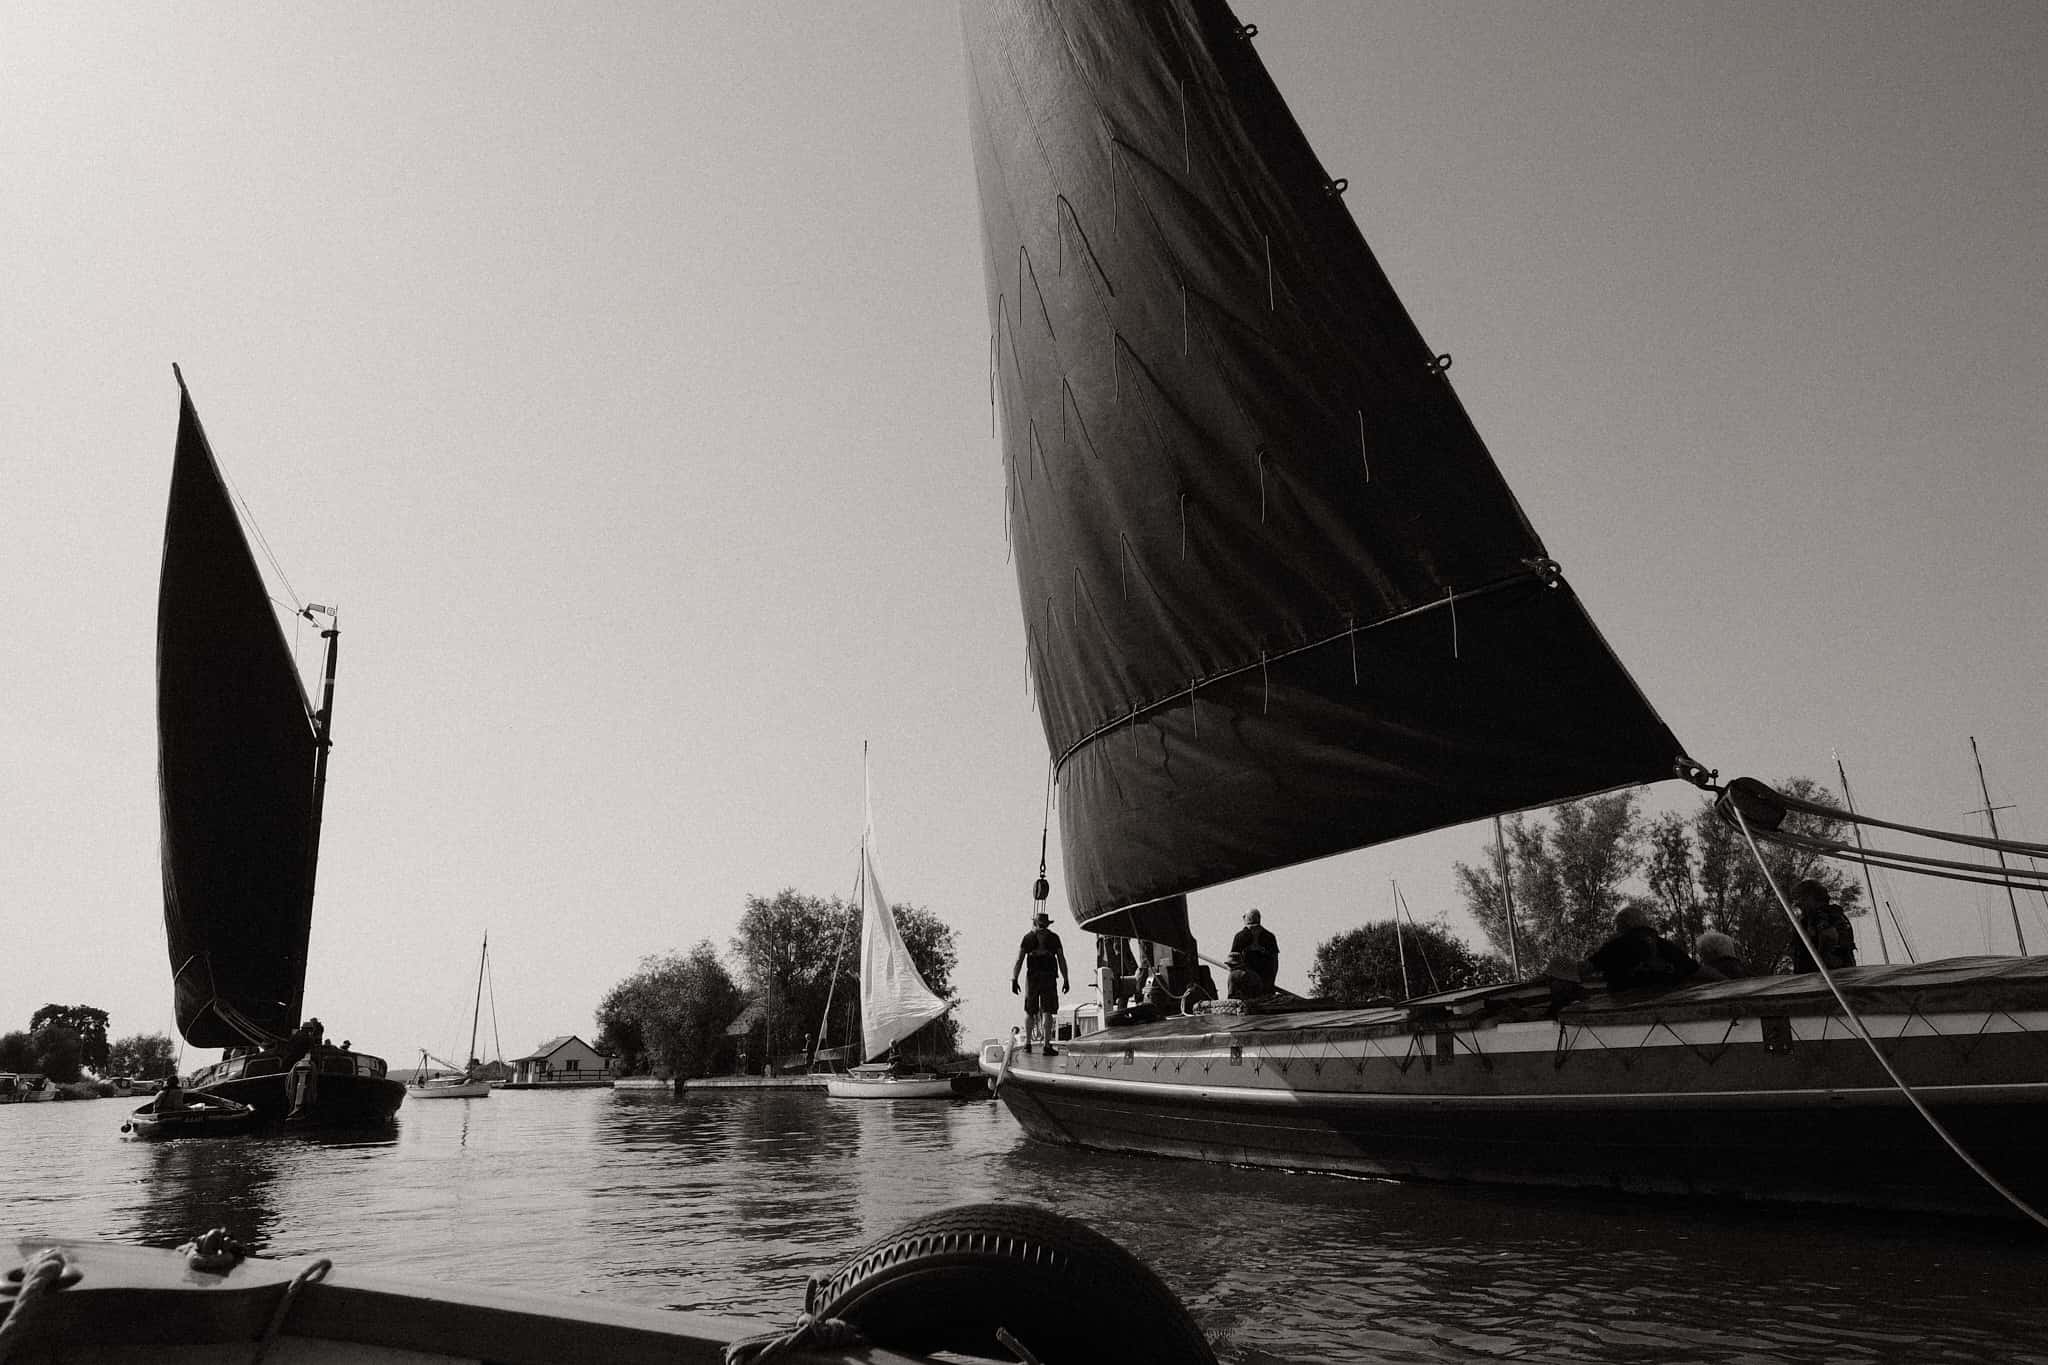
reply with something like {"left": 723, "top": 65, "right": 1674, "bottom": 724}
{"left": 503, "top": 1035, "right": 614, "bottom": 1088}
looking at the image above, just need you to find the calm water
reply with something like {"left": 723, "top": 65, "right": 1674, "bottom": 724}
{"left": 5, "top": 1088, "right": 2046, "bottom": 1363}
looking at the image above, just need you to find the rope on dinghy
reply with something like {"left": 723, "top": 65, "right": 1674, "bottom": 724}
{"left": 1727, "top": 798, "right": 2048, "bottom": 1230}
{"left": 0, "top": 1247, "right": 75, "bottom": 1364}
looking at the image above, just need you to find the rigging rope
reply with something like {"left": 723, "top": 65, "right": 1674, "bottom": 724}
{"left": 1726, "top": 798, "right": 2048, "bottom": 1230}
{"left": 222, "top": 465, "right": 305, "bottom": 617}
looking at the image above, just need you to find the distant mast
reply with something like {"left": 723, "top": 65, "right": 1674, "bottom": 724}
{"left": 1833, "top": 754, "right": 1891, "bottom": 965}
{"left": 1969, "top": 737, "right": 2030, "bottom": 956}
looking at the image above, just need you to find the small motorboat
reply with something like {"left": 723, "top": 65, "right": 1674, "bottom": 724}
{"left": 121, "top": 1090, "right": 260, "bottom": 1140}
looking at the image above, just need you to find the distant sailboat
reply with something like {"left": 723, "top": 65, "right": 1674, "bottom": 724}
{"left": 413, "top": 933, "right": 495, "bottom": 1099}
{"left": 159, "top": 368, "right": 405, "bottom": 1124}
{"left": 824, "top": 761, "right": 957, "bottom": 1099}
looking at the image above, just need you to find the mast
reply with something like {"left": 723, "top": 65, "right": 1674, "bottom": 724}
{"left": 1969, "top": 736, "right": 2029, "bottom": 956}
{"left": 811, "top": 853, "right": 860, "bottom": 1067}
{"left": 293, "top": 607, "right": 339, "bottom": 1028}
{"left": 1493, "top": 816, "right": 1522, "bottom": 978}
{"left": 1390, "top": 881, "right": 1410, "bottom": 999}
{"left": 1834, "top": 755, "right": 1891, "bottom": 964}
{"left": 467, "top": 932, "right": 488, "bottom": 1065}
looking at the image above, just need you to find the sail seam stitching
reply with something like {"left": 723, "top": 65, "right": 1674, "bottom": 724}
{"left": 1051, "top": 567, "right": 1538, "bottom": 778}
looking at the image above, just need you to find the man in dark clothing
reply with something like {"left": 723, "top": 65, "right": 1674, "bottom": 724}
{"left": 1789, "top": 879, "right": 1856, "bottom": 973}
{"left": 1588, "top": 906, "right": 1700, "bottom": 992}
{"left": 1011, "top": 912, "right": 1069, "bottom": 1056}
{"left": 1230, "top": 909, "right": 1280, "bottom": 994}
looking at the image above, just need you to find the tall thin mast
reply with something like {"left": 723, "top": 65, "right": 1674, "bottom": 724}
{"left": 1390, "top": 880, "right": 1410, "bottom": 999}
{"left": 1493, "top": 816, "right": 1522, "bottom": 978}
{"left": 467, "top": 932, "right": 489, "bottom": 1064}
{"left": 812, "top": 852, "right": 861, "bottom": 1067}
{"left": 1833, "top": 754, "right": 1891, "bottom": 965}
{"left": 1969, "top": 736, "right": 2029, "bottom": 955}
{"left": 293, "top": 608, "right": 339, "bottom": 1027}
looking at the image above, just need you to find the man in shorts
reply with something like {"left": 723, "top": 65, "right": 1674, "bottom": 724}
{"left": 1011, "top": 911, "right": 1070, "bottom": 1056}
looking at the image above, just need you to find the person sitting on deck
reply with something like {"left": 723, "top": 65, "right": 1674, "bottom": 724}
{"left": 155, "top": 1078, "right": 186, "bottom": 1112}
{"left": 1788, "top": 878, "right": 1856, "bottom": 973}
{"left": 1587, "top": 906, "right": 1701, "bottom": 992}
{"left": 1230, "top": 909, "right": 1280, "bottom": 995}
{"left": 1696, "top": 930, "right": 1746, "bottom": 980}
{"left": 1226, "top": 951, "right": 1272, "bottom": 1001}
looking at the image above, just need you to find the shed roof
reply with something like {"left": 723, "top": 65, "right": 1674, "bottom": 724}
{"left": 509, "top": 1034, "right": 612, "bottom": 1063}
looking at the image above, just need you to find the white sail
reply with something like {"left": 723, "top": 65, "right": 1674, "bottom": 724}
{"left": 857, "top": 809, "right": 949, "bottom": 1061}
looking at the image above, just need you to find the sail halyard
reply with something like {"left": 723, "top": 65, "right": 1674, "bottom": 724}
{"left": 158, "top": 371, "right": 326, "bottom": 1048}
{"left": 962, "top": 0, "right": 1690, "bottom": 927}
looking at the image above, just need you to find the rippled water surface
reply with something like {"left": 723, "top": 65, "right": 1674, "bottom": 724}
{"left": 6, "top": 1089, "right": 2047, "bottom": 1362}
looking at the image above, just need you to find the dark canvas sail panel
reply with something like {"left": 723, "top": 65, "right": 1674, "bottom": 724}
{"left": 962, "top": 0, "right": 1686, "bottom": 926}
{"left": 157, "top": 386, "right": 319, "bottom": 1047}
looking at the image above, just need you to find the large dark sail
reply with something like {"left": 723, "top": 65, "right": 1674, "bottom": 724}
{"left": 962, "top": 1, "right": 1688, "bottom": 929}
{"left": 157, "top": 376, "right": 321, "bottom": 1046}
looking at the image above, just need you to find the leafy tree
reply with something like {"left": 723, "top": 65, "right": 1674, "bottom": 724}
{"left": 106, "top": 1032, "right": 180, "bottom": 1082}
{"left": 0, "top": 1032, "right": 31, "bottom": 1073}
{"left": 1643, "top": 811, "right": 1703, "bottom": 944}
{"left": 733, "top": 888, "right": 965, "bottom": 1064}
{"left": 27, "top": 1024, "right": 84, "bottom": 1083}
{"left": 1458, "top": 791, "right": 1645, "bottom": 967}
{"left": 1454, "top": 777, "right": 1863, "bottom": 977}
{"left": 595, "top": 941, "right": 743, "bottom": 1079}
{"left": 1310, "top": 920, "right": 1503, "bottom": 1002}
{"left": 31, "top": 1004, "right": 109, "bottom": 1074}
{"left": 732, "top": 888, "right": 848, "bottom": 1064}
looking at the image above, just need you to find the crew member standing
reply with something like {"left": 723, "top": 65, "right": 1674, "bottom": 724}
{"left": 1231, "top": 909, "right": 1280, "bottom": 995}
{"left": 1011, "top": 911, "right": 1070, "bottom": 1056}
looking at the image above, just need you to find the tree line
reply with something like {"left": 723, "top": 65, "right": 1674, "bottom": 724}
{"left": 594, "top": 889, "right": 961, "bottom": 1080}
{"left": 0, "top": 1004, "right": 178, "bottom": 1084}
{"left": 1310, "top": 777, "right": 1863, "bottom": 999}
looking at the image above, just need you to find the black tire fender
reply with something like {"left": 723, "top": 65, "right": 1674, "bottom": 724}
{"left": 806, "top": 1201, "right": 1216, "bottom": 1363}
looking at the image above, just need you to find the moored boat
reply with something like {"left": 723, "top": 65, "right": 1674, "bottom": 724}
{"left": 817, "top": 754, "right": 958, "bottom": 1101}
{"left": 960, "top": 0, "right": 2048, "bottom": 1219}
{"left": 824, "top": 1063, "right": 958, "bottom": 1100}
{"left": 0, "top": 1074, "right": 57, "bottom": 1104}
{"left": 120, "top": 1090, "right": 260, "bottom": 1141}
{"left": 156, "top": 369, "right": 405, "bottom": 1128}
{"left": 411, "top": 934, "right": 498, "bottom": 1099}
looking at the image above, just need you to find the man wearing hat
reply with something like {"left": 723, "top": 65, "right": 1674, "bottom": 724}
{"left": 1011, "top": 910, "right": 1070, "bottom": 1056}
{"left": 1230, "top": 908, "right": 1280, "bottom": 996}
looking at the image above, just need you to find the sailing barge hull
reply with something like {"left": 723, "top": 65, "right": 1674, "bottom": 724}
{"left": 983, "top": 962, "right": 2048, "bottom": 1218}
{"left": 189, "top": 1051, "right": 406, "bottom": 1126}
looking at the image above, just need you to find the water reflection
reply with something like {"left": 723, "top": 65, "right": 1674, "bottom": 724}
{"left": 125, "top": 1135, "right": 285, "bottom": 1249}
{"left": 8, "top": 1089, "right": 2048, "bottom": 1364}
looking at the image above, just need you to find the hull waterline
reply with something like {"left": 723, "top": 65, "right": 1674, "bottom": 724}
{"left": 982, "top": 961, "right": 2048, "bottom": 1219}
{"left": 824, "top": 1073, "right": 958, "bottom": 1100}
{"left": 189, "top": 1049, "right": 405, "bottom": 1126}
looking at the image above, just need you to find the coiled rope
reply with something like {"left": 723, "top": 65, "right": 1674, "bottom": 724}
{"left": 721, "top": 1281, "right": 865, "bottom": 1364}
{"left": 0, "top": 1248, "right": 72, "bottom": 1365}
{"left": 1725, "top": 796, "right": 2048, "bottom": 1230}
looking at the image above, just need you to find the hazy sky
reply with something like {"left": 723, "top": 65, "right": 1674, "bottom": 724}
{"left": 4, "top": 3, "right": 2043, "bottom": 1067}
